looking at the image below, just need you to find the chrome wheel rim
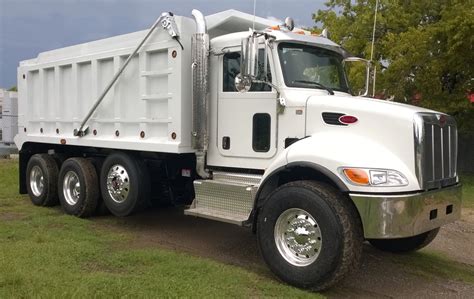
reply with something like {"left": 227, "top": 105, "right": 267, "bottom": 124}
{"left": 274, "top": 208, "right": 322, "bottom": 267}
{"left": 106, "top": 164, "right": 130, "bottom": 203}
{"left": 30, "top": 166, "right": 45, "bottom": 197}
{"left": 63, "top": 171, "right": 81, "bottom": 205}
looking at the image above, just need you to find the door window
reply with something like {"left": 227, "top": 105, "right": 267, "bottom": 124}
{"left": 223, "top": 51, "right": 272, "bottom": 92}
{"left": 252, "top": 113, "right": 271, "bottom": 152}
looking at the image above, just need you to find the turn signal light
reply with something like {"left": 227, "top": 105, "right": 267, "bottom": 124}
{"left": 341, "top": 168, "right": 409, "bottom": 187}
{"left": 343, "top": 168, "right": 369, "bottom": 185}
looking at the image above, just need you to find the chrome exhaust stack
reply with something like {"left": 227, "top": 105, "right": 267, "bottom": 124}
{"left": 191, "top": 9, "right": 211, "bottom": 178}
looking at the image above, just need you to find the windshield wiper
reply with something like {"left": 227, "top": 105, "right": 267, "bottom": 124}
{"left": 291, "top": 80, "right": 335, "bottom": 95}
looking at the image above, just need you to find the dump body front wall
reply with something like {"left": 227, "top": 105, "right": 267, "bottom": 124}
{"left": 16, "top": 16, "right": 196, "bottom": 154}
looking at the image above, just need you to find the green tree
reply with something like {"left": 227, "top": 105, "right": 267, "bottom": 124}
{"left": 313, "top": 0, "right": 474, "bottom": 132}
{"left": 7, "top": 86, "right": 17, "bottom": 92}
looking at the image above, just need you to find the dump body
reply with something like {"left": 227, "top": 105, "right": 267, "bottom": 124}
{"left": 16, "top": 16, "right": 195, "bottom": 153}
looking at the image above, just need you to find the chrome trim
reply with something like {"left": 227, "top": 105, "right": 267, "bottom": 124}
{"left": 274, "top": 208, "right": 322, "bottom": 267}
{"left": 30, "top": 165, "right": 45, "bottom": 197}
{"left": 351, "top": 184, "right": 462, "bottom": 239}
{"left": 413, "top": 113, "right": 425, "bottom": 188}
{"left": 63, "top": 171, "right": 81, "bottom": 206}
{"left": 212, "top": 171, "right": 262, "bottom": 185}
{"left": 191, "top": 9, "right": 206, "bottom": 34}
{"left": 191, "top": 9, "right": 211, "bottom": 179}
{"left": 413, "top": 113, "right": 458, "bottom": 190}
{"left": 106, "top": 164, "right": 130, "bottom": 204}
{"left": 186, "top": 179, "right": 256, "bottom": 226}
{"left": 191, "top": 10, "right": 209, "bottom": 152}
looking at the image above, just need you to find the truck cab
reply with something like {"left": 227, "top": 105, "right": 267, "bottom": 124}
{"left": 187, "top": 10, "right": 461, "bottom": 288}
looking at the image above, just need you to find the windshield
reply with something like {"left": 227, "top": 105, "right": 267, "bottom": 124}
{"left": 278, "top": 42, "right": 350, "bottom": 93}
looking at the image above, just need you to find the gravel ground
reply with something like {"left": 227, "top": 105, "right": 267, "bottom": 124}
{"left": 94, "top": 206, "right": 474, "bottom": 298}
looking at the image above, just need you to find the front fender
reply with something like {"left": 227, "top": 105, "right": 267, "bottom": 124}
{"left": 285, "top": 133, "right": 420, "bottom": 193}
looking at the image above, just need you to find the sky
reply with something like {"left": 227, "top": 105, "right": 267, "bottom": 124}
{"left": 0, "top": 0, "right": 327, "bottom": 88}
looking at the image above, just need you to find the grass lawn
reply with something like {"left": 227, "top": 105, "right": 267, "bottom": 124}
{"left": 1, "top": 157, "right": 473, "bottom": 298}
{"left": 0, "top": 159, "right": 321, "bottom": 298}
{"left": 460, "top": 173, "right": 474, "bottom": 208}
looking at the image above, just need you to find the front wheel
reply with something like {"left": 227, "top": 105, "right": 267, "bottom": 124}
{"left": 257, "top": 181, "right": 363, "bottom": 291}
{"left": 368, "top": 228, "right": 440, "bottom": 253}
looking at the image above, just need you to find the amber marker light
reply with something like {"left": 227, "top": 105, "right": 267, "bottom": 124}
{"left": 343, "top": 168, "right": 369, "bottom": 185}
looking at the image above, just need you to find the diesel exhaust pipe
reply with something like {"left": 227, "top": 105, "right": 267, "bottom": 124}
{"left": 191, "top": 9, "right": 211, "bottom": 179}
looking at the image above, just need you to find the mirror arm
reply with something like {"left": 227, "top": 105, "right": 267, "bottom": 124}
{"left": 251, "top": 79, "right": 281, "bottom": 94}
{"left": 343, "top": 57, "right": 371, "bottom": 97}
{"left": 362, "top": 61, "right": 372, "bottom": 97}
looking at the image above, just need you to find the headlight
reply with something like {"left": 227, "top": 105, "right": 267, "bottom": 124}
{"left": 340, "top": 168, "right": 409, "bottom": 187}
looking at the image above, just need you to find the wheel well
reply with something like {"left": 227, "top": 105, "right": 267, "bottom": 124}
{"left": 250, "top": 163, "right": 352, "bottom": 232}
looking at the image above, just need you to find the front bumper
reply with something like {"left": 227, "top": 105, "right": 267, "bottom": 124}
{"left": 350, "top": 184, "right": 462, "bottom": 239}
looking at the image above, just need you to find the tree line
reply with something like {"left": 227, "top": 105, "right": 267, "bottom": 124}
{"left": 314, "top": 0, "right": 473, "bottom": 132}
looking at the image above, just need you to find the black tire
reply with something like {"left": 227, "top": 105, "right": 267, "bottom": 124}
{"left": 26, "top": 154, "right": 59, "bottom": 206}
{"left": 257, "top": 181, "right": 363, "bottom": 291}
{"left": 100, "top": 152, "right": 150, "bottom": 217}
{"left": 368, "top": 228, "right": 440, "bottom": 253}
{"left": 58, "top": 158, "right": 99, "bottom": 218}
{"left": 88, "top": 157, "right": 110, "bottom": 216}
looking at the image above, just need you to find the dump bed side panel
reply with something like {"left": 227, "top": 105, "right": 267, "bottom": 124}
{"left": 16, "top": 16, "right": 195, "bottom": 154}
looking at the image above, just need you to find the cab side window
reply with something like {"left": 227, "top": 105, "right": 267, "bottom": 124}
{"left": 223, "top": 50, "right": 272, "bottom": 92}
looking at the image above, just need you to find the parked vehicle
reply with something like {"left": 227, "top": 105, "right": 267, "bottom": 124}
{"left": 15, "top": 9, "right": 462, "bottom": 290}
{"left": 0, "top": 89, "right": 18, "bottom": 155}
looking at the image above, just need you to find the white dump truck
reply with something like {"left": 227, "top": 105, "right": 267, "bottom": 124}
{"left": 15, "top": 9, "right": 461, "bottom": 290}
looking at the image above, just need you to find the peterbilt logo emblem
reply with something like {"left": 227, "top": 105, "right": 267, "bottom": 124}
{"left": 436, "top": 114, "right": 447, "bottom": 126}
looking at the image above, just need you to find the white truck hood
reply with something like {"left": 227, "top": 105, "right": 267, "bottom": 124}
{"left": 284, "top": 92, "right": 443, "bottom": 193}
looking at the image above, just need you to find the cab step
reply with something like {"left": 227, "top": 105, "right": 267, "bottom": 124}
{"left": 184, "top": 172, "right": 262, "bottom": 226}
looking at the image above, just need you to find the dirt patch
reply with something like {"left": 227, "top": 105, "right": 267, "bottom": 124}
{"left": 428, "top": 218, "right": 474, "bottom": 266}
{"left": 462, "top": 208, "right": 474, "bottom": 222}
{"left": 93, "top": 207, "right": 474, "bottom": 298}
{"left": 0, "top": 212, "right": 25, "bottom": 221}
{"left": 94, "top": 209, "right": 268, "bottom": 273}
{"left": 81, "top": 261, "right": 123, "bottom": 274}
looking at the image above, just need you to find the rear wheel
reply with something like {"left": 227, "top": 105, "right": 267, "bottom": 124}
{"left": 58, "top": 158, "right": 99, "bottom": 218}
{"left": 368, "top": 228, "right": 440, "bottom": 253}
{"left": 257, "top": 181, "right": 363, "bottom": 291}
{"left": 100, "top": 152, "right": 150, "bottom": 217}
{"left": 26, "top": 154, "right": 59, "bottom": 206}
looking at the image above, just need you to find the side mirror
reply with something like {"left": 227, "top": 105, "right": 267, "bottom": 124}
{"left": 343, "top": 57, "right": 371, "bottom": 97}
{"left": 236, "top": 33, "right": 274, "bottom": 93}
{"left": 241, "top": 34, "right": 259, "bottom": 78}
{"left": 284, "top": 17, "right": 295, "bottom": 31}
{"left": 234, "top": 74, "right": 252, "bottom": 93}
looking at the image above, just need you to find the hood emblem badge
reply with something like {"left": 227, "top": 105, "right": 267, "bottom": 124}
{"left": 436, "top": 114, "right": 447, "bottom": 127}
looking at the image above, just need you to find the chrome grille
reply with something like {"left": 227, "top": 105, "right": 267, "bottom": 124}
{"left": 414, "top": 113, "right": 458, "bottom": 190}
